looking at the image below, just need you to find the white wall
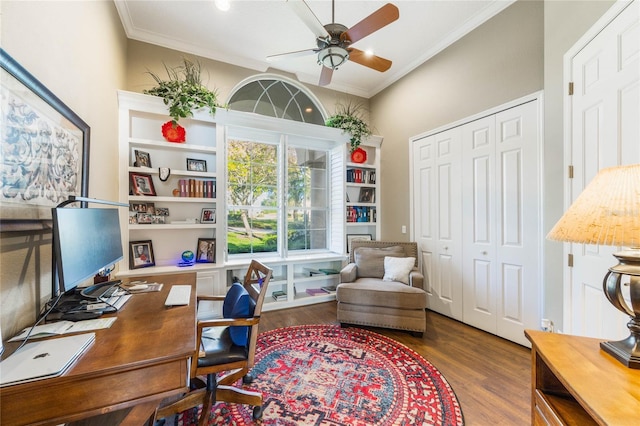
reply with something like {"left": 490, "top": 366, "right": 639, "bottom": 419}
{"left": 0, "top": 0, "right": 128, "bottom": 338}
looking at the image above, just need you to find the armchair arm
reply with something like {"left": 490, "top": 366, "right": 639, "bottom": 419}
{"left": 198, "top": 316, "right": 260, "bottom": 330}
{"left": 409, "top": 268, "right": 425, "bottom": 290}
{"left": 197, "top": 295, "right": 225, "bottom": 302}
{"left": 340, "top": 263, "right": 357, "bottom": 283}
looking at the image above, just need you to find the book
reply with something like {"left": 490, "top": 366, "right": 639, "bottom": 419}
{"left": 272, "top": 290, "right": 287, "bottom": 301}
{"left": 306, "top": 288, "right": 326, "bottom": 296}
{"left": 319, "top": 268, "right": 339, "bottom": 275}
{"left": 304, "top": 268, "right": 323, "bottom": 276}
{"left": 321, "top": 286, "right": 337, "bottom": 294}
{"left": 9, "top": 318, "right": 116, "bottom": 342}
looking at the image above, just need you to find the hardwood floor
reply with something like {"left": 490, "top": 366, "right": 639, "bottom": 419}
{"left": 261, "top": 302, "right": 532, "bottom": 425}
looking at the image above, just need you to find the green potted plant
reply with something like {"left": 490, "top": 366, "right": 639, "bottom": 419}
{"left": 144, "top": 58, "right": 220, "bottom": 142}
{"left": 325, "top": 102, "right": 372, "bottom": 154}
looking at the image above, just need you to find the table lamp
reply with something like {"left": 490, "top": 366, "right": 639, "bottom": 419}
{"left": 547, "top": 164, "right": 640, "bottom": 368}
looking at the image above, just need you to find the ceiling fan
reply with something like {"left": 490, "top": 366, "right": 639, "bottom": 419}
{"left": 268, "top": 0, "right": 399, "bottom": 86}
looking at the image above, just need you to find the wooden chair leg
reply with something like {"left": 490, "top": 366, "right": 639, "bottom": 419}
{"left": 198, "top": 389, "right": 215, "bottom": 426}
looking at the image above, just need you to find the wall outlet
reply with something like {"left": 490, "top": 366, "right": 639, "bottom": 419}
{"left": 401, "top": 225, "right": 407, "bottom": 234}
{"left": 541, "top": 318, "right": 554, "bottom": 332}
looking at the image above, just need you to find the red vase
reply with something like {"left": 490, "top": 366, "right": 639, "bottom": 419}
{"left": 350, "top": 147, "right": 367, "bottom": 163}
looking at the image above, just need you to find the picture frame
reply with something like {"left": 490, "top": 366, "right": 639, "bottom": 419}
{"left": 346, "top": 234, "right": 373, "bottom": 253}
{"left": 134, "top": 149, "right": 152, "bottom": 168}
{"left": 196, "top": 238, "right": 216, "bottom": 263}
{"left": 130, "top": 240, "right": 155, "bottom": 269}
{"left": 358, "top": 187, "right": 375, "bottom": 203}
{"left": 187, "top": 158, "right": 207, "bottom": 172}
{"left": 201, "top": 208, "right": 216, "bottom": 223}
{"left": 155, "top": 207, "right": 170, "bottom": 216}
{"left": 130, "top": 172, "right": 156, "bottom": 196}
{"left": 0, "top": 49, "right": 90, "bottom": 231}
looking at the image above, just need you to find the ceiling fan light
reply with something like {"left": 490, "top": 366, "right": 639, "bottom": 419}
{"left": 318, "top": 47, "right": 349, "bottom": 70}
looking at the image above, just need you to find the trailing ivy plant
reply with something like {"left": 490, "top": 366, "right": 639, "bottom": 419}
{"left": 144, "top": 58, "right": 220, "bottom": 123}
{"left": 325, "top": 102, "right": 372, "bottom": 152}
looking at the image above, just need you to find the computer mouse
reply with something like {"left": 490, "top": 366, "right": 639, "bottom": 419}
{"left": 128, "top": 284, "right": 148, "bottom": 291}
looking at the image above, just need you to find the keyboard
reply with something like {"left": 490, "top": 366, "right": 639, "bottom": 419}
{"left": 165, "top": 285, "right": 191, "bottom": 306}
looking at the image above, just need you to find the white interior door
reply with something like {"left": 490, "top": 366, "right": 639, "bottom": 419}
{"left": 413, "top": 129, "right": 463, "bottom": 320}
{"left": 461, "top": 101, "right": 541, "bottom": 346}
{"left": 566, "top": 0, "right": 639, "bottom": 339}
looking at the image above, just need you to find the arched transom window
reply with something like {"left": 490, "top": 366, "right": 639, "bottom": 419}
{"left": 227, "top": 75, "right": 326, "bottom": 125}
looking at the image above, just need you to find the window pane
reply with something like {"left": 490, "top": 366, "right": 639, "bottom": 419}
{"left": 228, "top": 208, "right": 278, "bottom": 254}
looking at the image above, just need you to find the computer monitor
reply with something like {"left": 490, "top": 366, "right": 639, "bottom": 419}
{"left": 52, "top": 207, "right": 123, "bottom": 296}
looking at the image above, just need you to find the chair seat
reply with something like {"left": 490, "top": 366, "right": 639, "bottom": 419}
{"left": 199, "top": 327, "right": 248, "bottom": 368}
{"left": 337, "top": 279, "right": 427, "bottom": 310}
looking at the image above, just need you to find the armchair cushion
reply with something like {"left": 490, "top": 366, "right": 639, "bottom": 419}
{"left": 354, "top": 246, "right": 404, "bottom": 278}
{"left": 383, "top": 256, "right": 416, "bottom": 285}
{"left": 223, "top": 283, "right": 254, "bottom": 346}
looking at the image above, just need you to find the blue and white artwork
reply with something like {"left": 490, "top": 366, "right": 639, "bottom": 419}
{"left": 1, "top": 68, "right": 83, "bottom": 221}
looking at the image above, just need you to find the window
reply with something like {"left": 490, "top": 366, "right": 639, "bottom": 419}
{"left": 227, "top": 136, "right": 330, "bottom": 256}
{"left": 227, "top": 139, "right": 279, "bottom": 255}
{"left": 227, "top": 75, "right": 326, "bottom": 125}
{"left": 287, "top": 147, "right": 328, "bottom": 250}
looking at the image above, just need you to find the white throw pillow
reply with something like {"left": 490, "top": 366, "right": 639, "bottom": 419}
{"left": 383, "top": 256, "right": 416, "bottom": 285}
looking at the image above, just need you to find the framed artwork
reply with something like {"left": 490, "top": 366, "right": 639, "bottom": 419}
{"left": 196, "top": 238, "right": 216, "bottom": 263}
{"left": 346, "top": 234, "right": 373, "bottom": 253}
{"left": 130, "top": 240, "right": 155, "bottom": 269}
{"left": 130, "top": 172, "right": 156, "bottom": 196}
{"left": 358, "top": 187, "right": 375, "bottom": 203}
{"left": 187, "top": 158, "right": 207, "bottom": 172}
{"left": 0, "top": 49, "right": 90, "bottom": 231}
{"left": 201, "top": 208, "right": 216, "bottom": 223}
{"left": 134, "top": 149, "right": 152, "bottom": 168}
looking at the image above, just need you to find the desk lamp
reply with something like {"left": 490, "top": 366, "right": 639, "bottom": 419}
{"left": 547, "top": 164, "right": 640, "bottom": 368}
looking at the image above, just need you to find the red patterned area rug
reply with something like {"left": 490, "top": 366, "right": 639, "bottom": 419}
{"left": 177, "top": 324, "right": 464, "bottom": 425}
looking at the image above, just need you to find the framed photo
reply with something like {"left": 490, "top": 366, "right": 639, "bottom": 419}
{"left": 134, "top": 149, "right": 152, "bottom": 168}
{"left": 196, "top": 238, "right": 216, "bottom": 263}
{"left": 155, "top": 207, "right": 170, "bottom": 216}
{"left": 0, "top": 49, "right": 90, "bottom": 231}
{"left": 358, "top": 187, "right": 375, "bottom": 203}
{"left": 187, "top": 158, "right": 207, "bottom": 172}
{"left": 136, "top": 212, "right": 153, "bottom": 224}
{"left": 130, "top": 240, "right": 155, "bottom": 269}
{"left": 201, "top": 208, "right": 216, "bottom": 223}
{"left": 130, "top": 172, "right": 156, "bottom": 196}
{"left": 346, "top": 234, "right": 373, "bottom": 253}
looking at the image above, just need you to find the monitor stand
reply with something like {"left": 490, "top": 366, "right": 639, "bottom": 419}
{"left": 80, "top": 280, "right": 122, "bottom": 299}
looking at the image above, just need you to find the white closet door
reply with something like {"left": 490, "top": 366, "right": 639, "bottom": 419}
{"left": 462, "top": 115, "right": 497, "bottom": 332}
{"left": 413, "top": 129, "right": 463, "bottom": 320}
{"left": 566, "top": 0, "right": 639, "bottom": 339}
{"left": 494, "top": 101, "right": 541, "bottom": 345}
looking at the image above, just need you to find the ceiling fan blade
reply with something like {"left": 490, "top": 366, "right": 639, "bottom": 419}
{"left": 267, "top": 48, "right": 317, "bottom": 62}
{"left": 342, "top": 3, "right": 399, "bottom": 44}
{"left": 288, "top": 0, "right": 330, "bottom": 39}
{"left": 319, "top": 66, "right": 333, "bottom": 86}
{"left": 348, "top": 48, "right": 392, "bottom": 72}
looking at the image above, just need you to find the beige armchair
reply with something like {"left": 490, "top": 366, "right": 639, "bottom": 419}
{"left": 337, "top": 241, "right": 427, "bottom": 336}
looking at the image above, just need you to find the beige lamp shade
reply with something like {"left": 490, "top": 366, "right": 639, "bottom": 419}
{"left": 547, "top": 164, "right": 640, "bottom": 247}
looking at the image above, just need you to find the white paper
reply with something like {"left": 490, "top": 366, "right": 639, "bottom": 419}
{"left": 9, "top": 318, "right": 116, "bottom": 342}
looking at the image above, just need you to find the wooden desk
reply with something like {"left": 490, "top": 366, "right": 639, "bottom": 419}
{"left": 0, "top": 273, "right": 196, "bottom": 426}
{"left": 525, "top": 330, "right": 640, "bottom": 426}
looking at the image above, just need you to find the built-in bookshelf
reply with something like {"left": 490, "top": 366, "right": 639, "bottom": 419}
{"left": 345, "top": 137, "right": 382, "bottom": 252}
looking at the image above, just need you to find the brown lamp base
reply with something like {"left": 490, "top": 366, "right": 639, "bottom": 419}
{"left": 600, "top": 335, "right": 640, "bottom": 369}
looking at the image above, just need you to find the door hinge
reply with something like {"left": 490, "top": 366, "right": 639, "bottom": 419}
{"left": 568, "top": 165, "right": 574, "bottom": 179}
{"left": 568, "top": 253, "right": 574, "bottom": 267}
{"left": 568, "top": 82, "right": 574, "bottom": 96}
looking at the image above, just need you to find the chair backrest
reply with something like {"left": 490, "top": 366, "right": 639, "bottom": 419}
{"left": 242, "top": 260, "right": 272, "bottom": 366}
{"left": 348, "top": 241, "right": 419, "bottom": 267}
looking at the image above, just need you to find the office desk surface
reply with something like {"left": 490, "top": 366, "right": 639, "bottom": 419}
{"left": 1, "top": 272, "right": 197, "bottom": 426}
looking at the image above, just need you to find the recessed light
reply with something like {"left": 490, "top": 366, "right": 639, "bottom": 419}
{"left": 215, "top": 0, "right": 230, "bottom": 12}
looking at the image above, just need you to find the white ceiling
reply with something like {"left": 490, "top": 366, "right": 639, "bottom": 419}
{"left": 115, "top": 0, "right": 515, "bottom": 98}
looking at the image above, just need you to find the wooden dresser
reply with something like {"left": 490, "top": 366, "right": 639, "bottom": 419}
{"left": 525, "top": 330, "right": 640, "bottom": 425}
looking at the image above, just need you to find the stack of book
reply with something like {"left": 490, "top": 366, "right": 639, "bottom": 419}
{"left": 272, "top": 290, "right": 287, "bottom": 301}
